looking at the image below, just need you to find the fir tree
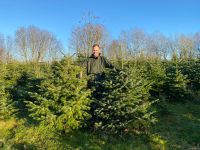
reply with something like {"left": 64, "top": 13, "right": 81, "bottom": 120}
{"left": 92, "top": 67, "right": 157, "bottom": 134}
{"left": 0, "top": 63, "right": 16, "bottom": 119}
{"left": 10, "top": 71, "right": 42, "bottom": 118}
{"left": 163, "top": 60, "right": 189, "bottom": 101}
{"left": 138, "top": 60, "right": 167, "bottom": 98}
{"left": 26, "top": 57, "right": 91, "bottom": 132}
{"left": 179, "top": 59, "right": 200, "bottom": 92}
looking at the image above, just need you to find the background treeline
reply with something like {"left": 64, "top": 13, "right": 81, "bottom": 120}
{"left": 0, "top": 20, "right": 200, "bottom": 63}
{"left": 0, "top": 17, "right": 200, "bottom": 149}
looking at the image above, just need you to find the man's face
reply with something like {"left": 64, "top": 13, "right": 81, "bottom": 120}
{"left": 92, "top": 46, "right": 100, "bottom": 58}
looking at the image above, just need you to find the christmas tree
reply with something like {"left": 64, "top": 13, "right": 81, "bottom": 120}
{"left": 26, "top": 57, "right": 92, "bottom": 132}
{"left": 92, "top": 67, "right": 157, "bottom": 134}
{"left": 163, "top": 60, "right": 189, "bottom": 101}
{"left": 0, "top": 63, "right": 16, "bottom": 119}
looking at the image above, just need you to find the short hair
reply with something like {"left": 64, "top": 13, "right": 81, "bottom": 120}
{"left": 92, "top": 44, "right": 100, "bottom": 48}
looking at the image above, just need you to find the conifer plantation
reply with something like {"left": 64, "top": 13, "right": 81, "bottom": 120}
{"left": 0, "top": 24, "right": 200, "bottom": 149}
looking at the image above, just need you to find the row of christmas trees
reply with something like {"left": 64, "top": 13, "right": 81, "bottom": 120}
{"left": 1, "top": 57, "right": 200, "bottom": 134}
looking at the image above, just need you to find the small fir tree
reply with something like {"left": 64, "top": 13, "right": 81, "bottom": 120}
{"left": 163, "top": 60, "right": 189, "bottom": 101}
{"left": 0, "top": 63, "right": 16, "bottom": 119}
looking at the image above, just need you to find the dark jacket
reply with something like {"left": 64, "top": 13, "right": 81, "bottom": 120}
{"left": 85, "top": 54, "right": 114, "bottom": 75}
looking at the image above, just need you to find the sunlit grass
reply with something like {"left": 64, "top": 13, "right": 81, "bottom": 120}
{"left": 0, "top": 102, "right": 200, "bottom": 150}
{"left": 0, "top": 118, "right": 17, "bottom": 138}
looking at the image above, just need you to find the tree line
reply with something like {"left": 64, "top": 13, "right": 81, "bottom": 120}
{"left": 0, "top": 22, "right": 200, "bottom": 63}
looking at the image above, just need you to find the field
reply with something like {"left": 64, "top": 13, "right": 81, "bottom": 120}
{"left": 1, "top": 101, "right": 200, "bottom": 150}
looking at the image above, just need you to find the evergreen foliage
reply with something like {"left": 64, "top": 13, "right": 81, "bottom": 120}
{"left": 0, "top": 63, "right": 16, "bottom": 119}
{"left": 26, "top": 58, "right": 92, "bottom": 132}
{"left": 163, "top": 60, "right": 189, "bottom": 101}
{"left": 92, "top": 67, "right": 157, "bottom": 134}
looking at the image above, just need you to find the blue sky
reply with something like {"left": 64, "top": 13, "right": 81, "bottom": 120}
{"left": 0, "top": 0, "right": 199, "bottom": 50}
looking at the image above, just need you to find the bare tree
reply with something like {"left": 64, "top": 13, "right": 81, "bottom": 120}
{"left": 70, "top": 23, "right": 109, "bottom": 57}
{"left": 15, "top": 27, "right": 29, "bottom": 62}
{"left": 146, "top": 32, "right": 171, "bottom": 59}
{"left": 178, "top": 34, "right": 195, "bottom": 59}
{"left": 107, "top": 40, "right": 124, "bottom": 60}
{"left": 193, "top": 32, "right": 200, "bottom": 57}
{"left": 0, "top": 33, "right": 5, "bottom": 62}
{"left": 69, "top": 13, "right": 109, "bottom": 57}
{"left": 5, "top": 36, "right": 14, "bottom": 62}
{"left": 118, "top": 28, "right": 147, "bottom": 58}
{"left": 15, "top": 26, "right": 62, "bottom": 62}
{"left": 0, "top": 34, "right": 14, "bottom": 62}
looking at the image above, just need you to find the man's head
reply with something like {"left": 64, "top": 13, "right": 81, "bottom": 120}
{"left": 92, "top": 44, "right": 100, "bottom": 58}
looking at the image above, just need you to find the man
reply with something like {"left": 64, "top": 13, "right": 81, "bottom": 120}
{"left": 87, "top": 44, "right": 113, "bottom": 74}
{"left": 84, "top": 44, "right": 114, "bottom": 88}
{"left": 84, "top": 44, "right": 114, "bottom": 127}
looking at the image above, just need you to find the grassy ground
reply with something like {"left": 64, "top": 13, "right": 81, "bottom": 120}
{"left": 0, "top": 102, "right": 200, "bottom": 150}
{"left": 151, "top": 102, "right": 200, "bottom": 150}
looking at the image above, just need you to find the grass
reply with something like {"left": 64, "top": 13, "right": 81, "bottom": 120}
{"left": 151, "top": 102, "right": 200, "bottom": 150}
{"left": 0, "top": 118, "right": 17, "bottom": 139}
{"left": 0, "top": 101, "right": 200, "bottom": 150}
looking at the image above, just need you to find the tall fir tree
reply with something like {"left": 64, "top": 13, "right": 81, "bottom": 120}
{"left": 92, "top": 67, "right": 157, "bottom": 134}
{"left": 26, "top": 57, "right": 91, "bottom": 132}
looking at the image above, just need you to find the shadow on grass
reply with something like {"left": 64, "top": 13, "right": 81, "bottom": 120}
{"left": 152, "top": 102, "right": 200, "bottom": 149}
